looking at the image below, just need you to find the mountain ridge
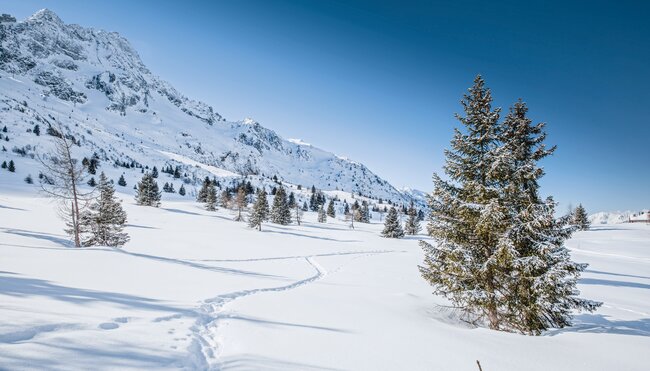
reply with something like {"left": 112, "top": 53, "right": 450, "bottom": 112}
{"left": 0, "top": 9, "right": 423, "bottom": 207}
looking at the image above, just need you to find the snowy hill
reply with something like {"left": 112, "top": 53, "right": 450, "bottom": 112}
{"left": 0, "top": 9, "right": 421, "bottom": 207}
{"left": 589, "top": 210, "right": 649, "bottom": 225}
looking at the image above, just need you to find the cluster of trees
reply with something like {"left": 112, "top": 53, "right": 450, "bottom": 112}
{"left": 40, "top": 129, "right": 128, "bottom": 247}
{"left": 418, "top": 76, "right": 600, "bottom": 335}
{"left": 381, "top": 201, "right": 421, "bottom": 238}
{"left": 1, "top": 159, "right": 15, "bottom": 172}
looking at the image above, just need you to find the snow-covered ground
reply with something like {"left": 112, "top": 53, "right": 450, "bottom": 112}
{"left": 1, "top": 183, "right": 649, "bottom": 370}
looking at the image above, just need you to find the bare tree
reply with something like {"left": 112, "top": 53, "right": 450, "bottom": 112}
{"left": 233, "top": 188, "right": 247, "bottom": 221}
{"left": 294, "top": 203, "right": 303, "bottom": 225}
{"left": 39, "top": 126, "right": 93, "bottom": 247}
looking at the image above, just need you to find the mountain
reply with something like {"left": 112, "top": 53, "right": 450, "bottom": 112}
{"left": 0, "top": 9, "right": 422, "bottom": 206}
{"left": 589, "top": 210, "right": 649, "bottom": 225}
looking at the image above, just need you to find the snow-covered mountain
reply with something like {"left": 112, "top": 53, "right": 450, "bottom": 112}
{"left": 0, "top": 9, "right": 421, "bottom": 206}
{"left": 589, "top": 210, "right": 649, "bottom": 225}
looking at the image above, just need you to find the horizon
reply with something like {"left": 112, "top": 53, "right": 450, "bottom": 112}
{"left": 2, "top": 1, "right": 649, "bottom": 212}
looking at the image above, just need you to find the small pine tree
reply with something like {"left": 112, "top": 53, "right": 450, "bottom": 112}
{"left": 118, "top": 174, "right": 127, "bottom": 187}
{"left": 80, "top": 172, "right": 129, "bottom": 247}
{"left": 1, "top": 161, "right": 6, "bottom": 169}
{"left": 270, "top": 187, "right": 291, "bottom": 225}
{"left": 87, "top": 177, "right": 97, "bottom": 187}
{"left": 249, "top": 190, "right": 269, "bottom": 231}
{"left": 404, "top": 201, "right": 421, "bottom": 235}
{"left": 205, "top": 182, "right": 218, "bottom": 211}
{"left": 327, "top": 199, "right": 335, "bottom": 218}
{"left": 382, "top": 207, "right": 404, "bottom": 238}
{"left": 302, "top": 201, "right": 308, "bottom": 211}
{"left": 151, "top": 166, "right": 159, "bottom": 178}
{"left": 178, "top": 184, "right": 186, "bottom": 196}
{"left": 24, "top": 174, "right": 33, "bottom": 184}
{"left": 135, "top": 172, "right": 161, "bottom": 207}
{"left": 318, "top": 205, "right": 327, "bottom": 223}
{"left": 33, "top": 124, "right": 40, "bottom": 136}
{"left": 197, "top": 177, "right": 211, "bottom": 202}
{"left": 8, "top": 160, "right": 15, "bottom": 172}
{"left": 573, "top": 204, "right": 590, "bottom": 231}
{"left": 173, "top": 166, "right": 181, "bottom": 178}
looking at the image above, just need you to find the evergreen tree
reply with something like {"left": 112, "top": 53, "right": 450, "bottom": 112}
{"left": 33, "top": 124, "right": 40, "bottom": 136}
{"left": 178, "top": 184, "right": 186, "bottom": 196}
{"left": 8, "top": 160, "right": 15, "bottom": 172}
{"left": 117, "top": 174, "right": 127, "bottom": 187}
{"left": 197, "top": 177, "right": 211, "bottom": 202}
{"left": 249, "top": 190, "right": 269, "bottom": 231}
{"left": 302, "top": 201, "right": 309, "bottom": 212}
{"left": 80, "top": 172, "right": 129, "bottom": 247}
{"left": 1, "top": 161, "right": 6, "bottom": 169}
{"left": 205, "top": 182, "right": 218, "bottom": 211}
{"left": 573, "top": 204, "right": 590, "bottom": 231}
{"left": 24, "top": 174, "right": 33, "bottom": 184}
{"left": 419, "top": 79, "right": 600, "bottom": 334}
{"left": 87, "top": 177, "right": 97, "bottom": 187}
{"left": 405, "top": 201, "right": 421, "bottom": 235}
{"left": 318, "top": 205, "right": 327, "bottom": 223}
{"left": 382, "top": 207, "right": 404, "bottom": 238}
{"left": 288, "top": 192, "right": 296, "bottom": 209}
{"left": 135, "top": 172, "right": 161, "bottom": 207}
{"left": 151, "top": 166, "right": 159, "bottom": 178}
{"left": 173, "top": 166, "right": 181, "bottom": 178}
{"left": 270, "top": 187, "right": 291, "bottom": 225}
{"left": 327, "top": 199, "right": 336, "bottom": 218}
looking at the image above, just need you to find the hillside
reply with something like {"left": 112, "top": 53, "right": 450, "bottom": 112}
{"left": 0, "top": 9, "right": 420, "bottom": 207}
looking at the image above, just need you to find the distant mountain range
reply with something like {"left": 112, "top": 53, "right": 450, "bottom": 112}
{"left": 0, "top": 9, "right": 423, "bottom": 206}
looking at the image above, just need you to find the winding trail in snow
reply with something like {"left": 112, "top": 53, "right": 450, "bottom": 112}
{"left": 186, "top": 250, "right": 399, "bottom": 370}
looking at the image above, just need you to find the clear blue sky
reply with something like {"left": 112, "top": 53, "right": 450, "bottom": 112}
{"left": 4, "top": 0, "right": 649, "bottom": 212}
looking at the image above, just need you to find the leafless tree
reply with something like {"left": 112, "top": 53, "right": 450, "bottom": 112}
{"left": 39, "top": 125, "right": 93, "bottom": 247}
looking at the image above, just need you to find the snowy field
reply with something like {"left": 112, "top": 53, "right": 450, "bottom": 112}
{"left": 1, "top": 187, "right": 649, "bottom": 370}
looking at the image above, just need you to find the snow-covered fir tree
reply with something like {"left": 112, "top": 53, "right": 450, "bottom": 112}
{"left": 327, "top": 199, "right": 336, "bottom": 218}
{"left": 117, "top": 174, "right": 126, "bottom": 187}
{"left": 178, "top": 184, "right": 186, "bottom": 196}
{"left": 135, "top": 172, "right": 161, "bottom": 207}
{"left": 419, "top": 78, "right": 600, "bottom": 334}
{"left": 382, "top": 207, "right": 404, "bottom": 238}
{"left": 79, "top": 172, "right": 129, "bottom": 247}
{"left": 573, "top": 204, "right": 590, "bottom": 231}
{"left": 196, "top": 176, "right": 211, "bottom": 202}
{"left": 270, "top": 186, "right": 292, "bottom": 225}
{"left": 248, "top": 189, "right": 269, "bottom": 231}
{"left": 318, "top": 205, "right": 327, "bottom": 223}
{"left": 404, "top": 200, "right": 421, "bottom": 235}
{"left": 205, "top": 181, "right": 218, "bottom": 211}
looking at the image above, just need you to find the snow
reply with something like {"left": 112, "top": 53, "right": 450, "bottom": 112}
{"left": 1, "top": 183, "right": 649, "bottom": 370}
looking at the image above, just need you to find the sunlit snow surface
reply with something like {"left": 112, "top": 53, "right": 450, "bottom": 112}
{"left": 0, "top": 183, "right": 648, "bottom": 370}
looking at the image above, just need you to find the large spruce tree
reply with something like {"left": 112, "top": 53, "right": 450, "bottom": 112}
{"left": 419, "top": 77, "right": 600, "bottom": 334}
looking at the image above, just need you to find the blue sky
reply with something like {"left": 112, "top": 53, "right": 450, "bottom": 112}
{"left": 4, "top": 0, "right": 649, "bottom": 212}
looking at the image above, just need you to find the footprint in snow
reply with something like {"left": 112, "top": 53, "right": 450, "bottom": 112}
{"left": 98, "top": 322, "right": 119, "bottom": 330}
